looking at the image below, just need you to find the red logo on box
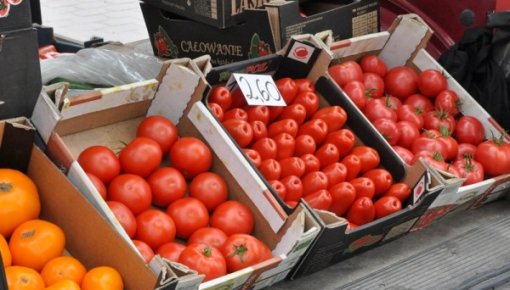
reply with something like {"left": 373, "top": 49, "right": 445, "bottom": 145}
{"left": 293, "top": 47, "right": 309, "bottom": 59}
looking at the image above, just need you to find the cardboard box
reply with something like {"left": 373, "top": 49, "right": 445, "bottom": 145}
{"left": 31, "top": 55, "right": 319, "bottom": 289}
{"left": 199, "top": 35, "right": 447, "bottom": 278}
{"left": 143, "top": 0, "right": 272, "bottom": 29}
{"left": 0, "top": 27, "right": 42, "bottom": 119}
{"left": 266, "top": 0, "right": 379, "bottom": 50}
{"left": 0, "top": 0, "right": 32, "bottom": 32}
{"left": 322, "top": 14, "right": 510, "bottom": 231}
{"left": 140, "top": 1, "right": 276, "bottom": 67}
{"left": 0, "top": 118, "right": 173, "bottom": 290}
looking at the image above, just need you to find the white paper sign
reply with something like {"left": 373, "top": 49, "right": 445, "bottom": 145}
{"left": 226, "top": 73, "right": 287, "bottom": 107}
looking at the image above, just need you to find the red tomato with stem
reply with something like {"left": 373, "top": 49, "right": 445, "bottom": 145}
{"left": 223, "top": 108, "right": 248, "bottom": 122}
{"left": 78, "top": 145, "right": 120, "bottom": 184}
{"left": 373, "top": 118, "right": 401, "bottom": 146}
{"left": 437, "top": 128, "right": 459, "bottom": 161}
{"left": 275, "top": 77, "right": 298, "bottom": 104}
{"left": 294, "top": 78, "right": 316, "bottom": 93}
{"left": 86, "top": 173, "right": 107, "bottom": 200}
{"left": 315, "top": 143, "right": 340, "bottom": 169}
{"left": 294, "top": 134, "right": 317, "bottom": 156}
{"left": 303, "top": 189, "right": 333, "bottom": 210}
{"left": 133, "top": 240, "right": 155, "bottom": 263}
{"left": 435, "top": 90, "right": 460, "bottom": 116}
{"left": 362, "top": 168, "right": 393, "bottom": 197}
{"left": 347, "top": 197, "right": 375, "bottom": 226}
{"left": 455, "top": 116, "right": 485, "bottom": 146}
{"left": 300, "top": 153, "right": 321, "bottom": 175}
{"left": 246, "top": 105, "right": 270, "bottom": 125}
{"left": 322, "top": 162, "right": 347, "bottom": 188}
{"left": 328, "top": 182, "right": 356, "bottom": 216}
{"left": 189, "top": 172, "right": 228, "bottom": 212}
{"left": 108, "top": 174, "right": 152, "bottom": 215}
{"left": 179, "top": 243, "right": 226, "bottom": 281}
{"left": 106, "top": 201, "right": 137, "bottom": 238}
{"left": 272, "top": 132, "right": 296, "bottom": 160}
{"left": 359, "top": 54, "right": 387, "bottom": 77}
{"left": 259, "top": 159, "right": 282, "bottom": 180}
{"left": 392, "top": 145, "right": 414, "bottom": 165}
{"left": 374, "top": 196, "right": 402, "bottom": 219}
{"left": 423, "top": 110, "right": 456, "bottom": 132}
{"left": 363, "top": 101, "right": 398, "bottom": 122}
{"left": 422, "top": 129, "right": 441, "bottom": 139}
{"left": 291, "top": 91, "right": 320, "bottom": 118}
{"left": 412, "top": 150, "right": 448, "bottom": 171}
{"left": 351, "top": 146, "right": 381, "bottom": 174}
{"left": 280, "top": 175, "right": 304, "bottom": 202}
{"left": 302, "top": 171, "right": 329, "bottom": 196}
{"left": 417, "top": 69, "right": 447, "bottom": 97}
{"left": 475, "top": 138, "right": 510, "bottom": 177}
{"left": 147, "top": 167, "right": 187, "bottom": 208}
{"left": 220, "top": 234, "right": 271, "bottom": 273}
{"left": 279, "top": 157, "right": 306, "bottom": 178}
{"left": 167, "top": 197, "right": 209, "bottom": 239}
{"left": 211, "top": 201, "right": 254, "bottom": 236}
{"left": 298, "top": 119, "right": 329, "bottom": 145}
{"left": 397, "top": 104, "right": 424, "bottom": 129}
{"left": 396, "top": 120, "right": 420, "bottom": 149}
{"left": 411, "top": 136, "right": 448, "bottom": 158}
{"left": 169, "top": 137, "right": 212, "bottom": 179}
{"left": 453, "top": 157, "right": 485, "bottom": 185}
{"left": 251, "top": 137, "right": 277, "bottom": 160}
{"left": 456, "top": 143, "right": 477, "bottom": 160}
{"left": 278, "top": 104, "right": 307, "bottom": 125}
{"left": 250, "top": 120, "right": 267, "bottom": 141}
{"left": 329, "top": 61, "right": 364, "bottom": 87}
{"left": 383, "top": 183, "right": 411, "bottom": 203}
{"left": 404, "top": 93, "right": 434, "bottom": 112}
{"left": 209, "top": 103, "right": 224, "bottom": 122}
{"left": 188, "top": 227, "right": 228, "bottom": 249}
{"left": 269, "top": 179, "right": 287, "bottom": 201}
{"left": 243, "top": 148, "right": 262, "bottom": 168}
{"left": 157, "top": 242, "right": 186, "bottom": 262}
{"left": 342, "top": 80, "right": 368, "bottom": 109}
{"left": 312, "top": 106, "right": 348, "bottom": 133}
{"left": 362, "top": 72, "right": 385, "bottom": 98}
{"left": 135, "top": 209, "right": 176, "bottom": 250}
{"left": 384, "top": 66, "right": 419, "bottom": 100}
{"left": 223, "top": 119, "right": 254, "bottom": 147}
{"left": 324, "top": 129, "right": 356, "bottom": 158}
{"left": 209, "top": 86, "right": 232, "bottom": 111}
{"left": 350, "top": 177, "right": 376, "bottom": 199}
{"left": 119, "top": 137, "right": 162, "bottom": 178}
{"left": 136, "top": 115, "right": 179, "bottom": 153}
{"left": 341, "top": 154, "right": 362, "bottom": 181}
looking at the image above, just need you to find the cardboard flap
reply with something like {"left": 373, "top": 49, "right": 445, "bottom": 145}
{"left": 0, "top": 118, "right": 35, "bottom": 172}
{"left": 31, "top": 89, "right": 64, "bottom": 144}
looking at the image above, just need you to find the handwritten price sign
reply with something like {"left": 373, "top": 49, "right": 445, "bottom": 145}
{"left": 226, "top": 73, "right": 287, "bottom": 107}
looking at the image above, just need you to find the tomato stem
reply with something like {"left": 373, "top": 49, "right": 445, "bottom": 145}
{"left": 0, "top": 182, "right": 13, "bottom": 192}
{"left": 203, "top": 246, "right": 213, "bottom": 257}
{"left": 229, "top": 243, "right": 248, "bottom": 263}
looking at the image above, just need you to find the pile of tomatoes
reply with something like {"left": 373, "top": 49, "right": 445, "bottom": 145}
{"left": 329, "top": 55, "right": 510, "bottom": 186}
{"left": 207, "top": 78, "right": 412, "bottom": 228}
{"left": 0, "top": 169, "right": 124, "bottom": 290}
{"left": 77, "top": 115, "right": 272, "bottom": 282}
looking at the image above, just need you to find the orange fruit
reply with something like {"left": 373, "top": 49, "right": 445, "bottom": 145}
{"left": 44, "top": 279, "right": 81, "bottom": 290}
{"left": 5, "top": 265, "right": 45, "bottom": 290}
{"left": 0, "top": 169, "right": 40, "bottom": 237}
{"left": 9, "top": 219, "right": 65, "bottom": 271}
{"left": 40, "top": 256, "right": 86, "bottom": 286}
{"left": 81, "top": 266, "right": 123, "bottom": 290}
{"left": 0, "top": 233, "right": 12, "bottom": 266}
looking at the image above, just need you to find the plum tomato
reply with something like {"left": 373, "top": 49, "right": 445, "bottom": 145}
{"left": 291, "top": 91, "right": 320, "bottom": 118}
{"left": 350, "top": 146, "right": 381, "bottom": 174}
{"left": 328, "top": 182, "right": 356, "bottom": 217}
{"left": 322, "top": 162, "right": 347, "bottom": 188}
{"left": 315, "top": 143, "right": 340, "bottom": 169}
{"left": 208, "top": 85, "right": 233, "bottom": 111}
{"left": 268, "top": 118, "right": 299, "bottom": 138}
{"left": 209, "top": 102, "right": 224, "bottom": 122}
{"left": 250, "top": 120, "right": 268, "bottom": 141}
{"left": 246, "top": 105, "right": 270, "bottom": 125}
{"left": 300, "top": 153, "right": 321, "bottom": 175}
{"left": 294, "top": 134, "right": 317, "bottom": 156}
{"left": 251, "top": 137, "right": 278, "bottom": 160}
{"left": 222, "top": 119, "right": 254, "bottom": 147}
{"left": 243, "top": 148, "right": 262, "bottom": 168}
{"left": 279, "top": 157, "right": 306, "bottom": 179}
{"left": 311, "top": 106, "right": 348, "bottom": 133}
{"left": 269, "top": 179, "right": 287, "bottom": 201}
{"left": 347, "top": 197, "right": 375, "bottom": 226}
{"left": 294, "top": 78, "right": 316, "bottom": 93}
{"left": 223, "top": 107, "right": 248, "bottom": 122}
{"left": 374, "top": 196, "right": 402, "bottom": 219}
{"left": 349, "top": 177, "right": 376, "bottom": 199}
{"left": 278, "top": 104, "right": 307, "bottom": 125}
{"left": 341, "top": 154, "right": 362, "bottom": 181}
{"left": 298, "top": 119, "right": 329, "bottom": 145}
{"left": 324, "top": 129, "right": 356, "bottom": 158}
{"left": 275, "top": 77, "right": 299, "bottom": 104}
{"left": 383, "top": 182, "right": 411, "bottom": 203}
{"left": 362, "top": 168, "right": 393, "bottom": 197}
{"left": 303, "top": 189, "right": 333, "bottom": 210}
{"left": 259, "top": 158, "right": 282, "bottom": 180}
{"left": 302, "top": 171, "right": 329, "bottom": 196}
{"left": 280, "top": 175, "right": 304, "bottom": 202}
{"left": 211, "top": 201, "right": 255, "bottom": 236}
{"left": 272, "top": 132, "right": 296, "bottom": 160}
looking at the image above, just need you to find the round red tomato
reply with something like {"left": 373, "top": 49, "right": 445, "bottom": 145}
{"left": 392, "top": 145, "right": 414, "bottom": 165}
{"left": 188, "top": 227, "right": 228, "bottom": 249}
{"left": 363, "top": 100, "right": 397, "bottom": 122}
{"left": 243, "top": 148, "right": 262, "bottom": 168}
{"left": 342, "top": 80, "right": 367, "bottom": 109}
{"left": 362, "top": 72, "right": 385, "bottom": 98}
{"left": 452, "top": 157, "right": 485, "bottom": 185}
{"left": 374, "top": 196, "right": 402, "bottom": 219}
{"left": 373, "top": 118, "right": 400, "bottom": 146}
{"left": 280, "top": 175, "right": 303, "bottom": 202}
{"left": 322, "top": 162, "right": 347, "bottom": 188}
{"left": 119, "top": 137, "right": 163, "bottom": 178}
{"left": 455, "top": 116, "right": 485, "bottom": 146}
{"left": 132, "top": 240, "right": 155, "bottom": 263}
{"left": 456, "top": 143, "right": 477, "bottom": 160}
{"left": 312, "top": 106, "right": 348, "bottom": 133}
{"left": 396, "top": 121, "right": 420, "bottom": 149}
{"left": 384, "top": 66, "right": 419, "bottom": 100}
{"left": 246, "top": 105, "right": 270, "bottom": 125}
{"left": 404, "top": 93, "right": 434, "bottom": 112}
{"left": 328, "top": 182, "right": 356, "bottom": 216}
{"left": 475, "top": 139, "right": 510, "bottom": 177}
{"left": 412, "top": 150, "right": 448, "bottom": 171}
{"left": 397, "top": 104, "right": 424, "bottom": 129}
{"left": 189, "top": 172, "right": 228, "bottom": 212}
{"left": 86, "top": 173, "right": 107, "bottom": 200}
{"left": 157, "top": 242, "right": 186, "bottom": 262}
{"left": 220, "top": 234, "right": 272, "bottom": 273}
{"left": 298, "top": 119, "right": 329, "bottom": 145}
{"left": 279, "top": 157, "right": 306, "bottom": 178}
{"left": 341, "top": 154, "right": 362, "bottom": 181}
{"left": 324, "top": 129, "right": 356, "bottom": 158}
{"left": 209, "top": 86, "right": 233, "bottom": 111}
{"left": 362, "top": 168, "right": 393, "bottom": 197}
{"left": 329, "top": 61, "right": 364, "bottom": 87}
{"left": 294, "top": 78, "right": 316, "bottom": 93}
{"left": 259, "top": 158, "right": 282, "bottom": 180}
{"left": 223, "top": 119, "right": 254, "bottom": 147}
{"left": 106, "top": 200, "right": 137, "bottom": 238}
{"left": 411, "top": 136, "right": 448, "bottom": 159}
{"left": 359, "top": 54, "right": 387, "bottom": 77}
{"left": 383, "top": 182, "right": 411, "bottom": 202}
{"left": 223, "top": 108, "right": 248, "bottom": 122}
{"left": 423, "top": 110, "right": 456, "bottom": 132}
{"left": 78, "top": 145, "right": 120, "bottom": 184}
{"left": 269, "top": 179, "right": 287, "bottom": 201}
{"left": 294, "top": 134, "right": 317, "bottom": 156}
{"left": 302, "top": 171, "right": 329, "bottom": 196}
{"left": 211, "top": 201, "right": 254, "bottom": 236}
{"left": 108, "top": 174, "right": 152, "bottom": 215}
{"left": 351, "top": 146, "right": 380, "bottom": 174}
{"left": 438, "top": 132, "right": 459, "bottom": 162}
{"left": 350, "top": 177, "right": 376, "bottom": 199}
{"left": 169, "top": 137, "right": 212, "bottom": 179}
{"left": 347, "top": 197, "right": 375, "bottom": 226}
{"left": 417, "top": 69, "right": 447, "bottom": 97}
{"left": 315, "top": 143, "right": 340, "bottom": 169}
{"left": 435, "top": 90, "right": 460, "bottom": 116}
{"left": 303, "top": 189, "right": 333, "bottom": 210}
{"left": 268, "top": 118, "right": 299, "bottom": 138}
{"left": 209, "top": 102, "right": 224, "bottom": 122}
{"left": 278, "top": 104, "right": 307, "bottom": 125}
{"left": 167, "top": 197, "right": 209, "bottom": 239}
{"left": 179, "top": 243, "right": 227, "bottom": 281}
{"left": 147, "top": 167, "right": 187, "bottom": 208}
{"left": 272, "top": 132, "right": 296, "bottom": 160}
{"left": 300, "top": 153, "right": 321, "bottom": 174}
{"left": 135, "top": 209, "right": 176, "bottom": 250}
{"left": 275, "top": 77, "right": 298, "bottom": 104}
{"left": 136, "top": 115, "right": 178, "bottom": 153}
{"left": 292, "top": 91, "right": 320, "bottom": 118}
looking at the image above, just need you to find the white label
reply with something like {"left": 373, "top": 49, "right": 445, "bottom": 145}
{"left": 226, "top": 73, "right": 286, "bottom": 107}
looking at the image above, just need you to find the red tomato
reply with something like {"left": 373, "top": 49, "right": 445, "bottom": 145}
{"left": 179, "top": 243, "right": 227, "bottom": 281}
{"left": 86, "top": 173, "right": 107, "bottom": 200}
{"left": 223, "top": 107, "right": 248, "bottom": 122}
{"left": 383, "top": 182, "right": 411, "bottom": 203}
{"left": 230, "top": 87, "right": 248, "bottom": 108}
{"left": 395, "top": 121, "right": 420, "bottom": 149}
{"left": 269, "top": 179, "right": 287, "bottom": 200}
{"left": 312, "top": 106, "right": 348, "bottom": 133}
{"left": 294, "top": 78, "right": 316, "bottom": 93}
{"left": 157, "top": 242, "right": 185, "bottom": 262}
{"left": 304, "top": 189, "right": 333, "bottom": 210}
{"left": 279, "top": 157, "right": 306, "bottom": 178}
{"left": 456, "top": 143, "right": 477, "bottom": 160}
{"left": 220, "top": 234, "right": 272, "bottom": 273}
{"left": 292, "top": 91, "right": 320, "bottom": 118}
{"left": 397, "top": 104, "right": 424, "bottom": 129}
{"left": 417, "top": 69, "right": 447, "bottom": 97}
{"left": 135, "top": 209, "right": 176, "bottom": 250}
{"left": 322, "top": 162, "right": 347, "bottom": 188}
{"left": 268, "top": 106, "right": 284, "bottom": 122}
{"left": 302, "top": 171, "right": 329, "bottom": 196}
{"left": 373, "top": 118, "right": 401, "bottom": 146}
{"left": 448, "top": 164, "right": 463, "bottom": 178}
{"left": 350, "top": 177, "right": 376, "bottom": 199}
{"left": 272, "top": 132, "right": 296, "bottom": 160}
{"left": 209, "top": 86, "right": 232, "bottom": 111}
{"left": 259, "top": 159, "right": 282, "bottom": 180}
{"left": 280, "top": 175, "right": 304, "bottom": 202}
{"left": 298, "top": 119, "right": 329, "bottom": 145}
{"left": 169, "top": 137, "right": 212, "bottom": 179}
{"left": 423, "top": 110, "right": 456, "bottom": 133}
{"left": 246, "top": 105, "right": 270, "bottom": 125}
{"left": 294, "top": 134, "right": 317, "bottom": 156}
{"left": 342, "top": 80, "right": 368, "bottom": 109}
{"left": 453, "top": 157, "right": 485, "bottom": 185}
{"left": 351, "top": 146, "right": 381, "bottom": 174}
{"left": 362, "top": 169, "right": 393, "bottom": 197}
{"left": 373, "top": 96, "right": 402, "bottom": 111}
{"left": 392, "top": 145, "right": 414, "bottom": 165}
{"left": 475, "top": 138, "right": 510, "bottom": 177}
{"left": 106, "top": 201, "right": 137, "bottom": 238}
{"left": 315, "top": 143, "right": 340, "bottom": 168}
{"left": 300, "top": 154, "right": 321, "bottom": 175}
{"left": 374, "top": 196, "right": 402, "bottom": 219}
{"left": 188, "top": 227, "right": 228, "bottom": 249}
{"left": 268, "top": 118, "right": 299, "bottom": 138}
{"left": 211, "top": 201, "right": 254, "bottom": 236}
{"left": 341, "top": 154, "right": 362, "bottom": 181}
{"left": 133, "top": 240, "right": 155, "bottom": 263}
{"left": 249, "top": 120, "right": 267, "bottom": 141}
{"left": 404, "top": 93, "right": 434, "bottom": 112}
{"left": 276, "top": 77, "right": 299, "bottom": 104}
{"left": 147, "top": 167, "right": 187, "bottom": 208}
{"left": 422, "top": 129, "right": 441, "bottom": 139}
{"left": 189, "top": 172, "right": 228, "bottom": 212}
{"left": 347, "top": 197, "right": 375, "bottom": 226}
{"left": 278, "top": 104, "right": 307, "bottom": 125}
{"left": 329, "top": 60, "right": 364, "bottom": 87}
{"left": 78, "top": 145, "right": 120, "bottom": 184}
{"left": 359, "top": 54, "right": 387, "bottom": 77}
{"left": 412, "top": 150, "right": 448, "bottom": 171}
{"left": 286, "top": 200, "right": 298, "bottom": 208}
{"left": 455, "top": 116, "right": 485, "bottom": 146}
{"left": 328, "top": 182, "right": 356, "bottom": 216}
{"left": 167, "top": 197, "right": 209, "bottom": 239}
{"left": 363, "top": 72, "right": 385, "bottom": 98}
{"left": 384, "top": 66, "right": 419, "bottom": 100}
{"left": 119, "top": 137, "right": 162, "bottom": 178}
{"left": 411, "top": 136, "right": 448, "bottom": 159}
{"left": 243, "top": 148, "right": 262, "bottom": 168}
{"left": 324, "top": 129, "right": 356, "bottom": 158}
{"left": 136, "top": 115, "right": 179, "bottom": 153}
{"left": 108, "top": 174, "right": 152, "bottom": 215}
{"left": 223, "top": 119, "right": 254, "bottom": 147}
{"left": 251, "top": 137, "right": 278, "bottom": 160}
{"left": 209, "top": 102, "right": 224, "bottom": 122}
{"left": 438, "top": 131, "right": 459, "bottom": 162}
{"left": 435, "top": 90, "right": 460, "bottom": 116}
{"left": 363, "top": 100, "right": 398, "bottom": 122}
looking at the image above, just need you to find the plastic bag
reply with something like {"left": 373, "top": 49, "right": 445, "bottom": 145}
{"left": 40, "top": 45, "right": 164, "bottom": 87}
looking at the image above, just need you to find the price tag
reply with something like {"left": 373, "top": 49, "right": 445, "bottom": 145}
{"left": 226, "top": 73, "right": 286, "bottom": 107}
